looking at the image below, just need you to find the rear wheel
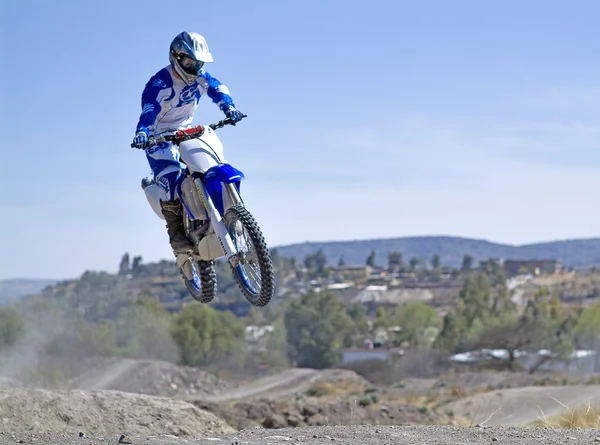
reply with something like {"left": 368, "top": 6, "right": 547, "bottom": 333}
{"left": 181, "top": 212, "right": 216, "bottom": 303}
{"left": 181, "top": 259, "right": 217, "bottom": 303}
{"left": 223, "top": 204, "right": 274, "bottom": 306}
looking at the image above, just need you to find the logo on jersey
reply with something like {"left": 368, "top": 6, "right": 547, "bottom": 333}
{"left": 152, "top": 78, "right": 167, "bottom": 88}
{"left": 146, "top": 141, "right": 169, "bottom": 155}
{"left": 178, "top": 84, "right": 200, "bottom": 106}
{"left": 157, "top": 175, "right": 171, "bottom": 196}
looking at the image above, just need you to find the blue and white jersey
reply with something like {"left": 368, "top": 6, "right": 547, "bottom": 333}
{"left": 135, "top": 65, "right": 235, "bottom": 137}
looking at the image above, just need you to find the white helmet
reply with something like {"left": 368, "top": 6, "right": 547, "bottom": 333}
{"left": 169, "top": 31, "right": 214, "bottom": 85}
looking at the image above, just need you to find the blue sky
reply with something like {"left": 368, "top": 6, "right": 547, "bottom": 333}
{"left": 2, "top": 0, "right": 600, "bottom": 279}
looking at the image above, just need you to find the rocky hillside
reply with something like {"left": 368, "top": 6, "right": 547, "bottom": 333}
{"left": 274, "top": 236, "right": 600, "bottom": 268}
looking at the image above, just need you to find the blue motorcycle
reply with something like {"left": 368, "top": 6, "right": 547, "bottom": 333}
{"left": 135, "top": 117, "right": 274, "bottom": 307}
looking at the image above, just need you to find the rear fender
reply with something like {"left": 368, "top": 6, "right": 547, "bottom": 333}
{"left": 203, "top": 163, "right": 245, "bottom": 215}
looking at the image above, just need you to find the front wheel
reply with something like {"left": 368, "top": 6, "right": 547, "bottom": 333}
{"left": 223, "top": 204, "right": 275, "bottom": 306}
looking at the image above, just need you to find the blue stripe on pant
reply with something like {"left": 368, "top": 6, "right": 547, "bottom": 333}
{"left": 146, "top": 141, "right": 184, "bottom": 201}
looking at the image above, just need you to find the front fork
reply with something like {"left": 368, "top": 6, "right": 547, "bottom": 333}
{"left": 193, "top": 177, "right": 241, "bottom": 267}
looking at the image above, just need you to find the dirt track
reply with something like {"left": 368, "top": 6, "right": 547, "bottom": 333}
{"left": 186, "top": 368, "right": 368, "bottom": 403}
{"left": 4, "top": 425, "right": 600, "bottom": 445}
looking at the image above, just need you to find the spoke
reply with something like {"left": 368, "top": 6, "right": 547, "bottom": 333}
{"left": 245, "top": 263, "right": 262, "bottom": 289}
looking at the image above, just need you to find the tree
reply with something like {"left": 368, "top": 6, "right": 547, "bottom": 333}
{"left": 0, "top": 307, "right": 24, "bottom": 348}
{"left": 431, "top": 254, "right": 441, "bottom": 271}
{"left": 304, "top": 250, "right": 329, "bottom": 278}
{"left": 434, "top": 312, "right": 462, "bottom": 352}
{"left": 373, "top": 306, "right": 390, "bottom": 330}
{"left": 469, "top": 314, "right": 546, "bottom": 371}
{"left": 131, "top": 255, "right": 144, "bottom": 277}
{"left": 118, "top": 253, "right": 131, "bottom": 276}
{"left": 409, "top": 257, "right": 420, "bottom": 272}
{"left": 461, "top": 255, "right": 474, "bottom": 273}
{"left": 338, "top": 256, "right": 346, "bottom": 267}
{"left": 284, "top": 291, "right": 354, "bottom": 368}
{"left": 574, "top": 300, "right": 600, "bottom": 350}
{"left": 457, "top": 272, "right": 492, "bottom": 327}
{"left": 346, "top": 302, "right": 369, "bottom": 345}
{"left": 366, "top": 250, "right": 377, "bottom": 268}
{"left": 371, "top": 306, "right": 391, "bottom": 344}
{"left": 171, "top": 304, "right": 247, "bottom": 368}
{"left": 394, "top": 302, "right": 442, "bottom": 347}
{"left": 387, "top": 251, "right": 403, "bottom": 272}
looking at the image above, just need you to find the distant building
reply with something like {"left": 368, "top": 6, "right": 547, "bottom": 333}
{"left": 245, "top": 325, "right": 275, "bottom": 352}
{"left": 503, "top": 259, "right": 562, "bottom": 276}
{"left": 339, "top": 339, "right": 404, "bottom": 364}
{"left": 479, "top": 258, "right": 562, "bottom": 276}
{"left": 450, "top": 348, "right": 596, "bottom": 374}
{"left": 340, "top": 346, "right": 404, "bottom": 365}
{"left": 330, "top": 265, "right": 372, "bottom": 283}
{"left": 479, "top": 258, "right": 504, "bottom": 270}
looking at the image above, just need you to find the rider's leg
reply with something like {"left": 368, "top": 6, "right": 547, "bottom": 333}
{"left": 145, "top": 142, "right": 192, "bottom": 254}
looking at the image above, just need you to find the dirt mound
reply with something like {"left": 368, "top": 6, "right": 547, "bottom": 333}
{"left": 66, "top": 357, "right": 232, "bottom": 398}
{"left": 443, "top": 384, "right": 600, "bottom": 426}
{"left": 195, "top": 397, "right": 440, "bottom": 430}
{"left": 0, "top": 388, "right": 234, "bottom": 436}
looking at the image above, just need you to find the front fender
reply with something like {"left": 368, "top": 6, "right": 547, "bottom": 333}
{"left": 204, "top": 163, "right": 245, "bottom": 215}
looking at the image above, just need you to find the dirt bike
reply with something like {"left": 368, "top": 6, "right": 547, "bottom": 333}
{"left": 132, "top": 116, "right": 274, "bottom": 307}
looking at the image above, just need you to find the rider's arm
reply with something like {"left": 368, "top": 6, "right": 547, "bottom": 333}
{"left": 201, "top": 70, "right": 236, "bottom": 112}
{"left": 135, "top": 70, "right": 174, "bottom": 135}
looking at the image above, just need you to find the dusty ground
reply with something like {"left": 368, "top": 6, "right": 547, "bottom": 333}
{"left": 5, "top": 355, "right": 600, "bottom": 438}
{"left": 0, "top": 388, "right": 234, "bottom": 437}
{"left": 4, "top": 425, "right": 600, "bottom": 445}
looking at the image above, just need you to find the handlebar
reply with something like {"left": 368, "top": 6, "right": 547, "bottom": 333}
{"left": 130, "top": 115, "right": 246, "bottom": 149}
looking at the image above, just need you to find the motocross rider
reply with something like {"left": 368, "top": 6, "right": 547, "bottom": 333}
{"left": 131, "top": 31, "right": 245, "bottom": 258}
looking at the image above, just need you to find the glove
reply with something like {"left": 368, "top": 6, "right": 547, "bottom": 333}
{"left": 133, "top": 131, "right": 148, "bottom": 148}
{"left": 225, "top": 106, "right": 245, "bottom": 125}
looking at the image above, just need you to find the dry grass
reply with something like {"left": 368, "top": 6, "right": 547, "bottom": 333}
{"left": 530, "top": 399, "right": 600, "bottom": 429}
{"left": 382, "top": 384, "right": 492, "bottom": 410}
{"left": 305, "top": 380, "right": 366, "bottom": 398}
{"left": 302, "top": 379, "right": 500, "bottom": 428}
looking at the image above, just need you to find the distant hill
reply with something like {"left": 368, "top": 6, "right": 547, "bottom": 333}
{"left": 0, "top": 278, "right": 58, "bottom": 305}
{"left": 272, "top": 236, "right": 600, "bottom": 269}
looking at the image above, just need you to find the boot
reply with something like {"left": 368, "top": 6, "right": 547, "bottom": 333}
{"left": 160, "top": 199, "right": 193, "bottom": 255}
